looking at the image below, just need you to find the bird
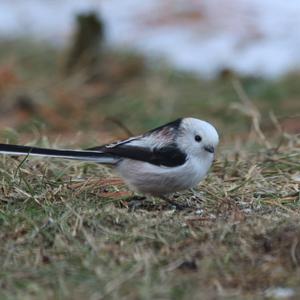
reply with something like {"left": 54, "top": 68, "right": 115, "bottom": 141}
{"left": 0, "top": 117, "right": 219, "bottom": 202}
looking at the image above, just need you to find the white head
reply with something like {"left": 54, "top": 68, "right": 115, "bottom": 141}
{"left": 176, "top": 118, "right": 219, "bottom": 158}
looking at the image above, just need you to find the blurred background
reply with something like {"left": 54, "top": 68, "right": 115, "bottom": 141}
{"left": 0, "top": 0, "right": 299, "bottom": 146}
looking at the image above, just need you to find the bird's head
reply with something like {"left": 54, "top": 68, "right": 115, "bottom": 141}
{"left": 177, "top": 118, "right": 219, "bottom": 158}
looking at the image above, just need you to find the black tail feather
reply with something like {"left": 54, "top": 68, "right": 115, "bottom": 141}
{"left": 0, "top": 143, "right": 118, "bottom": 163}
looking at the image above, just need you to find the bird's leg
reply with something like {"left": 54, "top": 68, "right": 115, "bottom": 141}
{"left": 127, "top": 195, "right": 188, "bottom": 211}
{"left": 160, "top": 195, "right": 187, "bottom": 210}
{"left": 127, "top": 195, "right": 147, "bottom": 211}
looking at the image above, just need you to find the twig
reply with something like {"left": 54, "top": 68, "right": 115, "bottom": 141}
{"left": 231, "top": 78, "right": 271, "bottom": 148}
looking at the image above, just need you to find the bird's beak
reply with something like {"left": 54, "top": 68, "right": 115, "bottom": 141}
{"left": 204, "top": 145, "right": 214, "bottom": 153}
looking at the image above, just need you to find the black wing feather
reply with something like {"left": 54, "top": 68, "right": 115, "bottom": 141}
{"left": 146, "top": 118, "right": 182, "bottom": 135}
{"left": 87, "top": 118, "right": 186, "bottom": 167}
{"left": 101, "top": 143, "right": 186, "bottom": 167}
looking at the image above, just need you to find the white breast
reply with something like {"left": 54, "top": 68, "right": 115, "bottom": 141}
{"left": 115, "top": 155, "right": 213, "bottom": 196}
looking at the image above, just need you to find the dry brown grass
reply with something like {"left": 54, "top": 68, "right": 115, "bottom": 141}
{"left": 0, "top": 132, "right": 298, "bottom": 299}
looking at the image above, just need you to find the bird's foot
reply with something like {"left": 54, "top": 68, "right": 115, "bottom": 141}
{"left": 161, "top": 196, "right": 188, "bottom": 211}
{"left": 127, "top": 196, "right": 147, "bottom": 211}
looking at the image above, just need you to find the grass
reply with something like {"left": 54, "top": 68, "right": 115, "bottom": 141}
{"left": 0, "top": 137, "right": 299, "bottom": 299}
{"left": 0, "top": 39, "right": 299, "bottom": 299}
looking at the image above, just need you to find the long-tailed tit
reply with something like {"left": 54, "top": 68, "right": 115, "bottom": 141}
{"left": 0, "top": 118, "right": 219, "bottom": 197}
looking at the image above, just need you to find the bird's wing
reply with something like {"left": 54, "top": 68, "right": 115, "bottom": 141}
{"left": 88, "top": 143, "right": 186, "bottom": 167}
{"left": 103, "top": 143, "right": 186, "bottom": 167}
{"left": 87, "top": 118, "right": 186, "bottom": 167}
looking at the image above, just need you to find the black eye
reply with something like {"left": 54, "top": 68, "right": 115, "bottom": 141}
{"left": 194, "top": 135, "right": 202, "bottom": 142}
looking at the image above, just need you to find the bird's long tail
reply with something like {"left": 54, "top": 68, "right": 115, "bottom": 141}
{"left": 0, "top": 143, "right": 119, "bottom": 164}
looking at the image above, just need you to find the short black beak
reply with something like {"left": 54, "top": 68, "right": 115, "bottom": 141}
{"left": 204, "top": 145, "right": 214, "bottom": 153}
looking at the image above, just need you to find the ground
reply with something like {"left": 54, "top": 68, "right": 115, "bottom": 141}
{"left": 0, "top": 39, "right": 299, "bottom": 299}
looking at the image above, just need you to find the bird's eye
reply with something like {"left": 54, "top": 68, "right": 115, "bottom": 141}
{"left": 194, "top": 135, "right": 202, "bottom": 142}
